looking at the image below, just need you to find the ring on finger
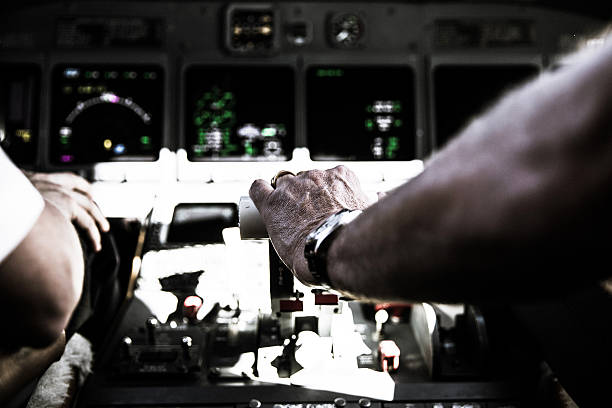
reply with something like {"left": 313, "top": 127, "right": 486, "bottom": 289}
{"left": 271, "top": 170, "right": 295, "bottom": 188}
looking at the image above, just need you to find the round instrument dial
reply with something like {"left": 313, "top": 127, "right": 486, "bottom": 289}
{"left": 329, "top": 13, "right": 365, "bottom": 48}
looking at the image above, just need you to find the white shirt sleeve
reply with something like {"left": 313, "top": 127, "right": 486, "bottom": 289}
{"left": 0, "top": 148, "right": 45, "bottom": 263}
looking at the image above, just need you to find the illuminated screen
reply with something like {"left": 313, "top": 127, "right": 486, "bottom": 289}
{"left": 0, "top": 64, "right": 40, "bottom": 165}
{"left": 306, "top": 66, "right": 416, "bottom": 161}
{"left": 50, "top": 64, "right": 163, "bottom": 164}
{"left": 433, "top": 64, "right": 539, "bottom": 148}
{"left": 185, "top": 66, "right": 295, "bottom": 161}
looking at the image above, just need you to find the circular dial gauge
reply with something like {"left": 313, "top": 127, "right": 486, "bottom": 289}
{"left": 66, "top": 92, "right": 151, "bottom": 125}
{"left": 57, "top": 92, "right": 155, "bottom": 163}
{"left": 329, "top": 13, "right": 365, "bottom": 48}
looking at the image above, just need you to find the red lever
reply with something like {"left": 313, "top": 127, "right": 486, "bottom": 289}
{"left": 183, "top": 295, "right": 203, "bottom": 319}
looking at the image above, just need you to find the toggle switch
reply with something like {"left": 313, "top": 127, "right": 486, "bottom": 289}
{"left": 145, "top": 317, "right": 159, "bottom": 345}
{"left": 182, "top": 335, "right": 193, "bottom": 360}
{"left": 121, "top": 336, "right": 132, "bottom": 357}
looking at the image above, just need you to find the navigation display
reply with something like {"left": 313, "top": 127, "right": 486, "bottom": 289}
{"left": 50, "top": 64, "right": 163, "bottom": 164}
{"left": 306, "top": 65, "right": 416, "bottom": 161}
{"left": 185, "top": 66, "right": 295, "bottom": 161}
{"left": 433, "top": 64, "right": 539, "bottom": 148}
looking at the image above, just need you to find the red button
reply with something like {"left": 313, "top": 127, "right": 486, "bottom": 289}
{"left": 315, "top": 293, "right": 339, "bottom": 305}
{"left": 279, "top": 299, "right": 303, "bottom": 312}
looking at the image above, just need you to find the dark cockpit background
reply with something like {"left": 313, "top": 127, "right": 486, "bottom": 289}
{"left": 1, "top": 0, "right": 608, "bottom": 172}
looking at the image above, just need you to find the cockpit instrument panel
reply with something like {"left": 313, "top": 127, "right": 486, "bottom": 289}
{"left": 185, "top": 66, "right": 295, "bottom": 161}
{"left": 0, "top": 64, "right": 40, "bottom": 166}
{"left": 306, "top": 65, "right": 416, "bottom": 161}
{"left": 50, "top": 64, "right": 163, "bottom": 165}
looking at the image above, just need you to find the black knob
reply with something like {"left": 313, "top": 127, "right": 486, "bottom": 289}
{"left": 248, "top": 399, "right": 262, "bottom": 408}
{"left": 146, "top": 317, "right": 159, "bottom": 328}
{"left": 182, "top": 336, "right": 193, "bottom": 348}
{"left": 334, "top": 397, "right": 347, "bottom": 407}
{"left": 358, "top": 398, "right": 371, "bottom": 408}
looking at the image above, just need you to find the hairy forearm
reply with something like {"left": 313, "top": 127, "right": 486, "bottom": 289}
{"left": 328, "top": 42, "right": 612, "bottom": 302}
{"left": 0, "top": 202, "right": 84, "bottom": 348}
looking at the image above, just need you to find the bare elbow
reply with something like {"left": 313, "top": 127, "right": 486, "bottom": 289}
{"left": 29, "top": 307, "right": 71, "bottom": 348}
{"left": 0, "top": 203, "right": 84, "bottom": 349}
{"left": 37, "top": 212, "right": 84, "bottom": 343}
{"left": 22, "top": 248, "right": 82, "bottom": 347}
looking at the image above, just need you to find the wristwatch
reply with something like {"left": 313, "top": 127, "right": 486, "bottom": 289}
{"left": 304, "top": 208, "right": 362, "bottom": 288}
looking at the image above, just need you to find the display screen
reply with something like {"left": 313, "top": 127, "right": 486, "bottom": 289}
{"left": 433, "top": 64, "right": 539, "bottom": 148}
{"left": 306, "top": 66, "right": 416, "bottom": 161}
{"left": 50, "top": 64, "right": 163, "bottom": 164}
{"left": 0, "top": 64, "right": 40, "bottom": 165}
{"left": 185, "top": 66, "right": 295, "bottom": 161}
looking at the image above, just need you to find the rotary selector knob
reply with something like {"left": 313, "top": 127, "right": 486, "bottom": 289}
{"left": 328, "top": 13, "right": 365, "bottom": 48}
{"left": 334, "top": 397, "right": 347, "bottom": 407}
{"left": 248, "top": 399, "right": 262, "bottom": 408}
{"left": 359, "top": 398, "right": 372, "bottom": 408}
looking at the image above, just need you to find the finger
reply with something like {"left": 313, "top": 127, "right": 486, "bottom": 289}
{"left": 274, "top": 172, "right": 295, "bottom": 188}
{"left": 29, "top": 179, "right": 63, "bottom": 191}
{"left": 249, "top": 179, "right": 274, "bottom": 209}
{"left": 92, "top": 202, "right": 110, "bottom": 232}
{"left": 45, "top": 172, "right": 93, "bottom": 197}
{"left": 72, "top": 205, "right": 102, "bottom": 252}
{"left": 68, "top": 190, "right": 110, "bottom": 232}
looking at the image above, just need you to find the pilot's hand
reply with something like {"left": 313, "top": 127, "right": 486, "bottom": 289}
{"left": 249, "top": 165, "right": 369, "bottom": 285}
{"left": 24, "top": 171, "right": 110, "bottom": 252}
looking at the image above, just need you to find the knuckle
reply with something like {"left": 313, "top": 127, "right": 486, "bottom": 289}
{"left": 334, "top": 164, "right": 355, "bottom": 179}
{"left": 82, "top": 197, "right": 95, "bottom": 211}
{"left": 67, "top": 197, "right": 78, "bottom": 213}
{"left": 60, "top": 171, "right": 76, "bottom": 179}
{"left": 49, "top": 174, "right": 63, "bottom": 183}
{"left": 303, "top": 169, "right": 325, "bottom": 179}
